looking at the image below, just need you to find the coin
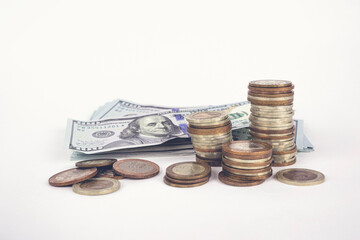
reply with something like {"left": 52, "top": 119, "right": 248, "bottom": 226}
{"left": 49, "top": 168, "right": 98, "bottom": 187}
{"left": 272, "top": 157, "right": 296, "bottom": 167}
{"left": 218, "top": 171, "right": 265, "bottom": 187}
{"left": 250, "top": 111, "right": 294, "bottom": 118}
{"left": 186, "top": 111, "right": 228, "bottom": 124}
{"left": 163, "top": 176, "right": 209, "bottom": 188}
{"left": 248, "top": 91, "right": 294, "bottom": 98}
{"left": 250, "top": 125, "right": 295, "bottom": 134}
{"left": 166, "top": 162, "right": 211, "bottom": 180}
{"left": 75, "top": 159, "right": 117, "bottom": 168}
{"left": 222, "top": 156, "right": 272, "bottom": 169}
{"left": 223, "top": 168, "right": 272, "bottom": 181}
{"left": 164, "top": 174, "right": 210, "bottom": 184}
{"left": 222, "top": 140, "right": 272, "bottom": 158}
{"left": 222, "top": 163, "right": 272, "bottom": 176}
{"left": 250, "top": 123, "right": 294, "bottom": 131}
{"left": 112, "top": 159, "right": 160, "bottom": 179}
{"left": 248, "top": 95, "right": 294, "bottom": 101}
{"left": 276, "top": 168, "right": 325, "bottom": 186}
{"left": 95, "top": 167, "right": 125, "bottom": 180}
{"left": 189, "top": 119, "right": 231, "bottom": 129}
{"left": 250, "top": 104, "right": 293, "bottom": 111}
{"left": 223, "top": 155, "right": 272, "bottom": 163}
{"left": 72, "top": 178, "right": 120, "bottom": 196}
{"left": 247, "top": 99, "right": 294, "bottom": 106}
{"left": 195, "top": 155, "right": 222, "bottom": 167}
{"left": 195, "top": 150, "right": 222, "bottom": 160}
{"left": 249, "top": 80, "right": 293, "bottom": 88}
{"left": 250, "top": 131, "right": 295, "bottom": 140}
{"left": 248, "top": 85, "right": 294, "bottom": 93}
{"left": 187, "top": 122, "right": 232, "bottom": 135}
{"left": 273, "top": 145, "right": 297, "bottom": 155}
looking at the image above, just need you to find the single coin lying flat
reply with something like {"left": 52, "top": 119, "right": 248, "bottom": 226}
{"left": 276, "top": 168, "right": 325, "bottom": 186}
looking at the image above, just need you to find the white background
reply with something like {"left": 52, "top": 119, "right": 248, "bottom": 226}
{"left": 1, "top": 1, "right": 360, "bottom": 240}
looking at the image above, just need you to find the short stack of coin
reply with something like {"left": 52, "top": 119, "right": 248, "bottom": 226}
{"left": 219, "top": 141, "right": 273, "bottom": 186}
{"left": 186, "top": 111, "right": 232, "bottom": 167}
{"left": 164, "top": 162, "right": 211, "bottom": 188}
{"left": 247, "top": 80, "right": 297, "bottom": 166}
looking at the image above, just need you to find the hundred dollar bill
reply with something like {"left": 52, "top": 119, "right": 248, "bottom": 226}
{"left": 90, "top": 99, "right": 249, "bottom": 121}
{"left": 66, "top": 103, "right": 251, "bottom": 154}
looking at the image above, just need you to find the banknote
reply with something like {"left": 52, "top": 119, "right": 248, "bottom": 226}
{"left": 66, "top": 103, "right": 251, "bottom": 154}
{"left": 90, "top": 99, "right": 250, "bottom": 121}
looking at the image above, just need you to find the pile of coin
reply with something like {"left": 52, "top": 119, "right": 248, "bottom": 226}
{"left": 186, "top": 111, "right": 232, "bottom": 167}
{"left": 219, "top": 141, "right": 273, "bottom": 186}
{"left": 164, "top": 162, "right": 211, "bottom": 188}
{"left": 48, "top": 158, "right": 159, "bottom": 195}
{"left": 247, "top": 80, "right": 297, "bottom": 166}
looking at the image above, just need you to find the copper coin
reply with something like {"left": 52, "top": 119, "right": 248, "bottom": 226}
{"left": 95, "top": 167, "right": 125, "bottom": 180}
{"left": 273, "top": 145, "right": 297, "bottom": 155}
{"left": 247, "top": 99, "right": 294, "bottom": 106}
{"left": 249, "top": 80, "right": 293, "bottom": 88}
{"left": 72, "top": 178, "right": 120, "bottom": 196}
{"left": 164, "top": 174, "right": 210, "bottom": 184}
{"left": 218, "top": 171, "right": 265, "bottom": 187}
{"left": 163, "top": 176, "right": 209, "bottom": 188}
{"left": 195, "top": 155, "right": 222, "bottom": 167}
{"left": 166, "top": 162, "right": 211, "bottom": 180}
{"left": 49, "top": 168, "right": 97, "bottom": 187}
{"left": 248, "top": 91, "right": 294, "bottom": 98}
{"left": 222, "top": 140, "right": 272, "bottom": 158}
{"left": 75, "top": 159, "right": 117, "bottom": 168}
{"left": 276, "top": 168, "right": 325, "bottom": 186}
{"left": 187, "top": 122, "right": 232, "bottom": 135}
{"left": 272, "top": 157, "right": 296, "bottom": 167}
{"left": 222, "top": 169, "right": 272, "bottom": 181}
{"left": 250, "top": 130, "right": 295, "bottom": 140}
{"left": 113, "top": 159, "right": 159, "bottom": 179}
{"left": 248, "top": 84, "right": 294, "bottom": 93}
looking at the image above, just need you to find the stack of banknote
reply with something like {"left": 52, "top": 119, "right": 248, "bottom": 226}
{"left": 66, "top": 99, "right": 313, "bottom": 161}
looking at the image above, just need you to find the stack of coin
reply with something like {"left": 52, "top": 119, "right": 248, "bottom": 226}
{"left": 219, "top": 141, "right": 273, "bottom": 186}
{"left": 164, "top": 162, "right": 211, "bottom": 188}
{"left": 247, "top": 80, "right": 297, "bottom": 166}
{"left": 186, "top": 111, "right": 232, "bottom": 167}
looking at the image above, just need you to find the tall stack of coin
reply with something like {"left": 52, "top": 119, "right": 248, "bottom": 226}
{"left": 219, "top": 141, "right": 273, "bottom": 186}
{"left": 247, "top": 80, "right": 297, "bottom": 166}
{"left": 186, "top": 111, "right": 232, "bottom": 167}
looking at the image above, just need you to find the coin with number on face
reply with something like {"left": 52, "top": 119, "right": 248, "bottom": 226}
{"left": 49, "top": 168, "right": 98, "bottom": 187}
{"left": 276, "top": 168, "right": 325, "bottom": 186}
{"left": 72, "top": 178, "right": 120, "bottom": 195}
{"left": 113, "top": 159, "right": 159, "bottom": 179}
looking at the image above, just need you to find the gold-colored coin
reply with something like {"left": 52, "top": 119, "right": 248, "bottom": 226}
{"left": 248, "top": 84, "right": 294, "bottom": 93}
{"left": 72, "top": 178, "right": 120, "bottom": 196}
{"left": 272, "top": 144, "right": 297, "bottom": 152}
{"left": 272, "top": 156, "right": 296, "bottom": 167}
{"left": 273, "top": 145, "right": 297, "bottom": 155}
{"left": 248, "top": 95, "right": 294, "bottom": 102}
{"left": 187, "top": 122, "right": 232, "bottom": 135}
{"left": 250, "top": 104, "right": 293, "bottom": 112}
{"left": 223, "top": 155, "right": 272, "bottom": 164}
{"left": 223, "top": 169, "right": 272, "bottom": 181}
{"left": 166, "top": 162, "right": 211, "bottom": 180}
{"left": 186, "top": 111, "right": 228, "bottom": 124}
{"left": 248, "top": 91, "right": 294, "bottom": 98}
{"left": 276, "top": 168, "right": 325, "bottom": 186}
{"left": 218, "top": 171, "right": 265, "bottom": 187}
{"left": 249, "top": 80, "right": 293, "bottom": 88}
{"left": 222, "top": 140, "right": 272, "bottom": 158}
{"left": 250, "top": 123, "right": 294, "bottom": 131}
{"left": 272, "top": 152, "right": 297, "bottom": 161}
{"left": 248, "top": 99, "right": 294, "bottom": 106}
{"left": 163, "top": 176, "right": 209, "bottom": 188}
